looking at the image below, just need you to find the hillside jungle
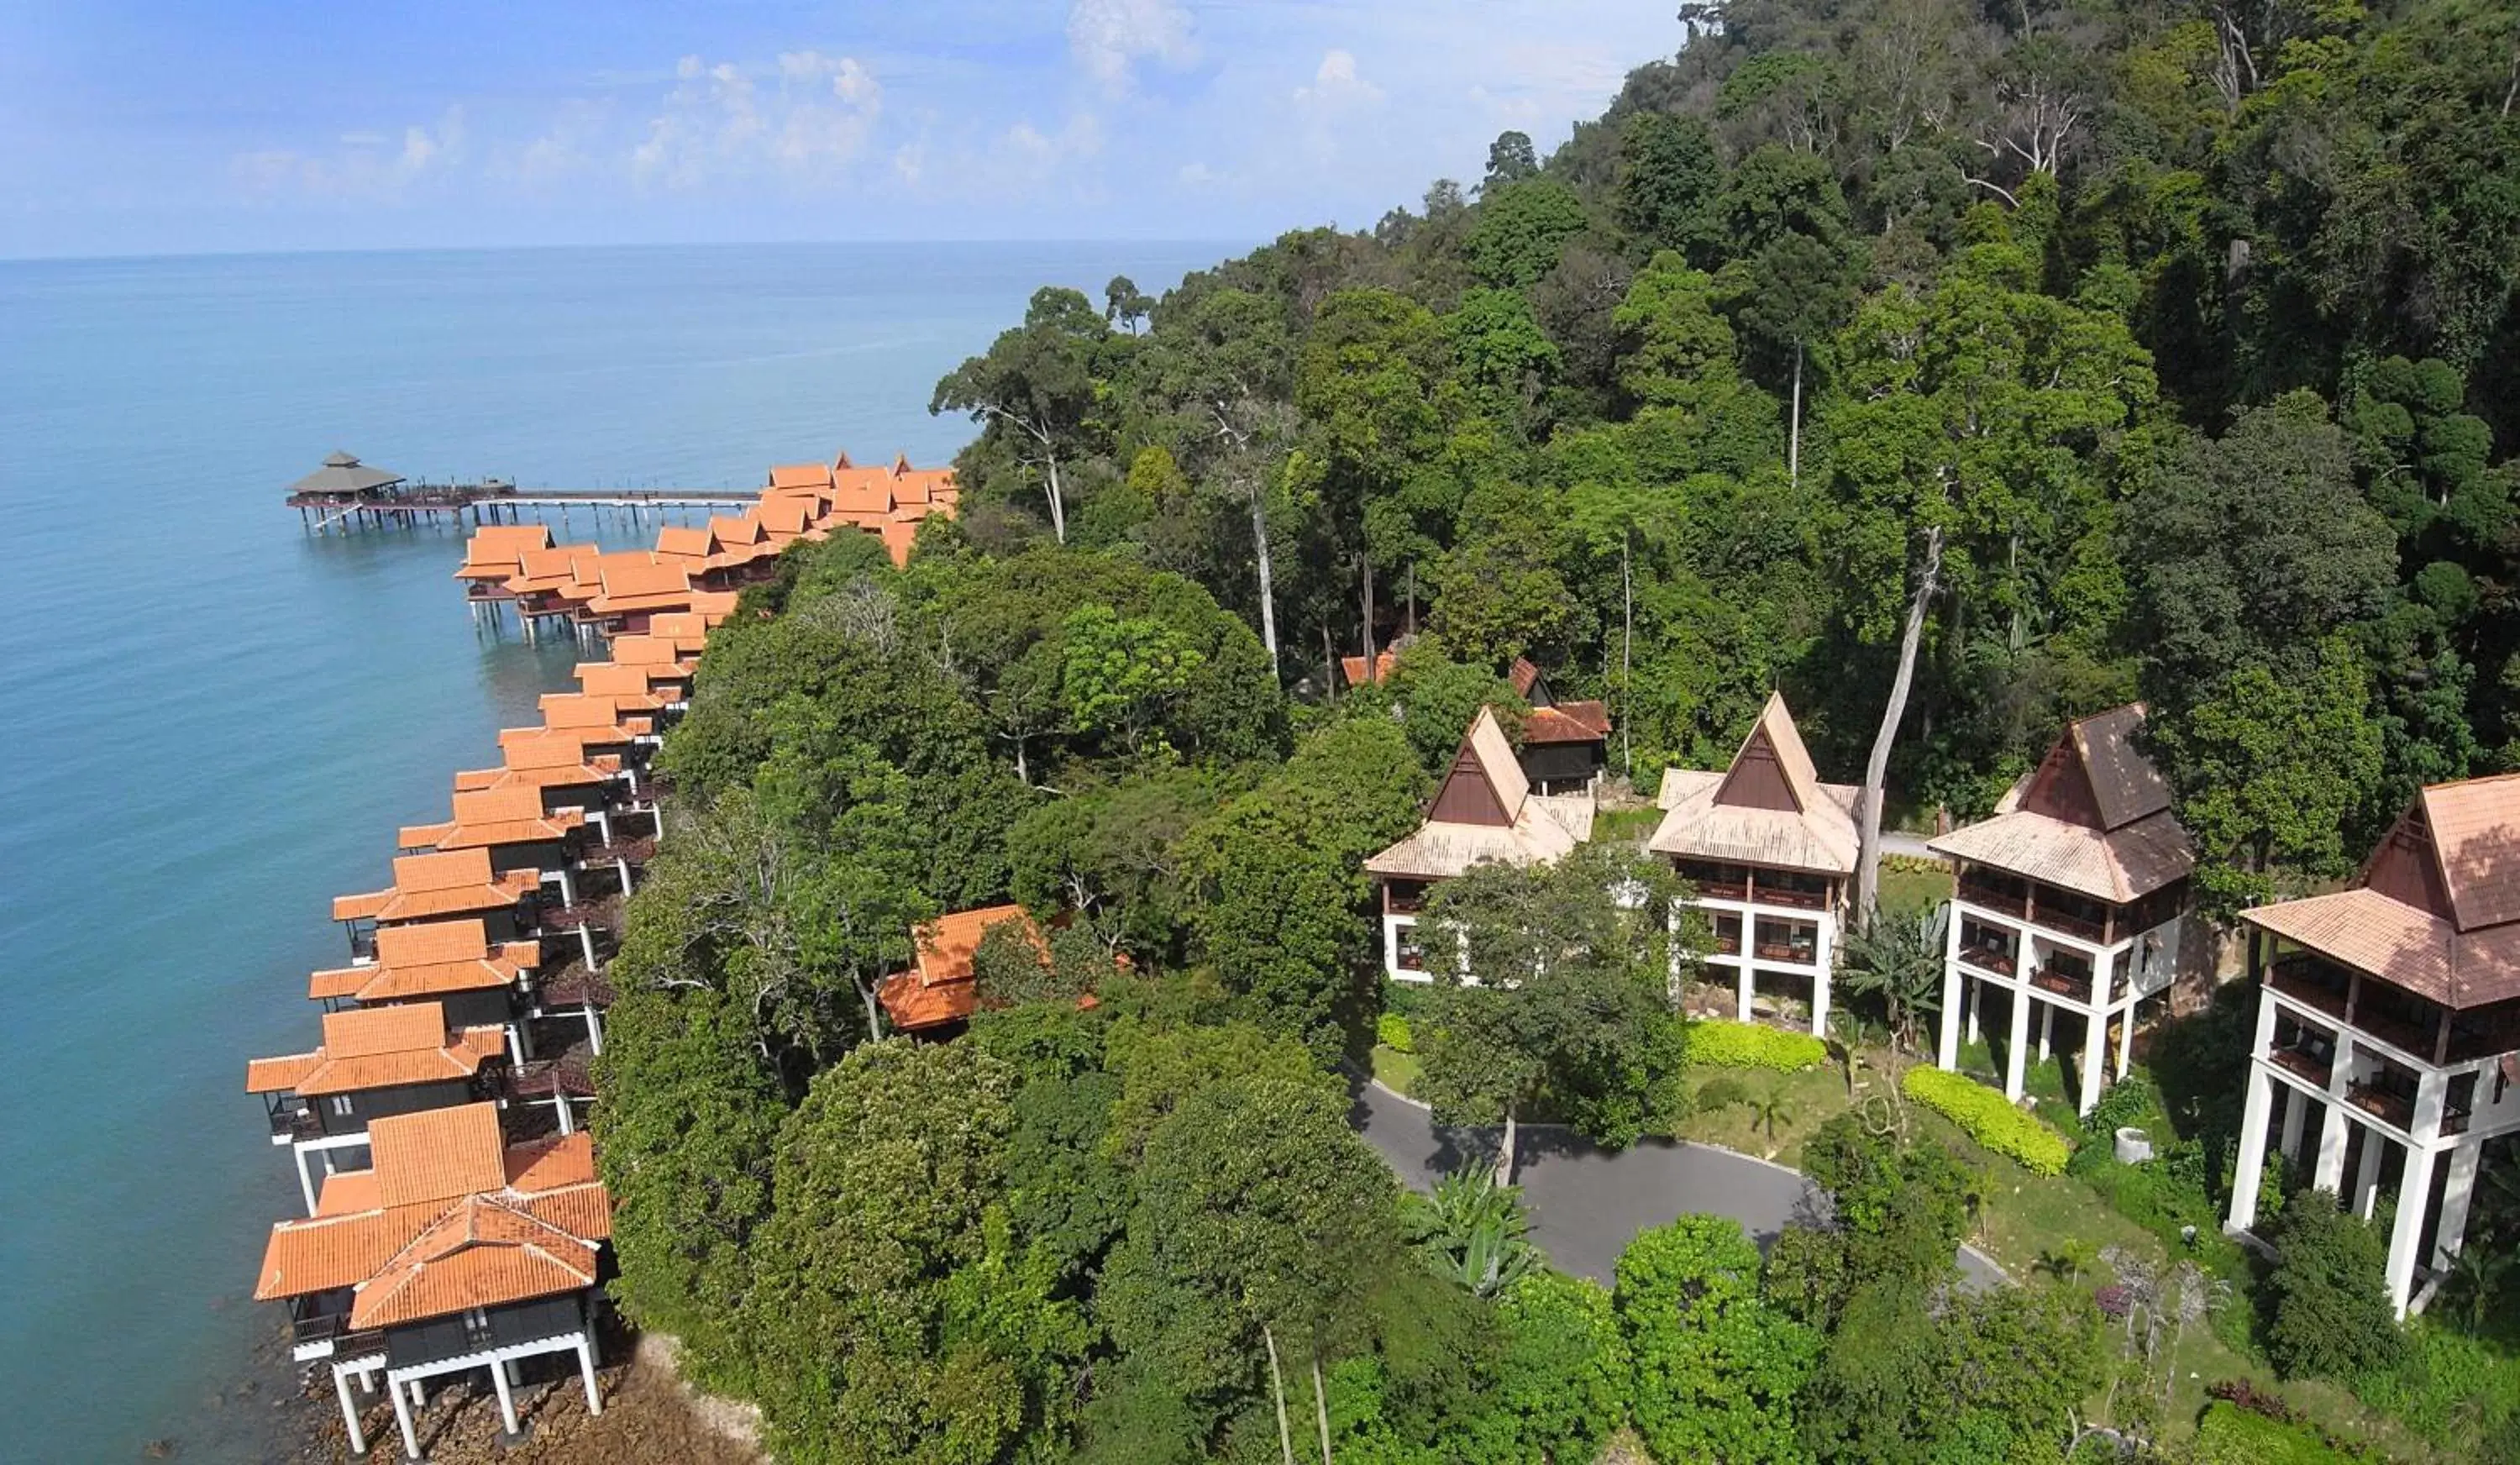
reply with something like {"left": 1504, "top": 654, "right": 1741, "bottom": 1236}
{"left": 592, "top": 1, "right": 2520, "bottom": 1461}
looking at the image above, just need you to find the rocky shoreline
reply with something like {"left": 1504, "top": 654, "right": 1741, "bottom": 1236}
{"left": 156, "top": 1319, "right": 761, "bottom": 1464}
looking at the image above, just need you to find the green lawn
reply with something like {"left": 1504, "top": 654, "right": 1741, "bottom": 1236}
{"left": 1592, "top": 805, "right": 1665, "bottom": 847}
{"left": 1370, "top": 1043, "right": 1424, "bottom": 1096}
{"left": 1877, "top": 863, "right": 1955, "bottom": 916}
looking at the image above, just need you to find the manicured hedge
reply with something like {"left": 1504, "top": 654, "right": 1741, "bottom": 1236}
{"left": 1377, "top": 1011, "right": 1415, "bottom": 1054}
{"left": 1689, "top": 1019, "right": 1826, "bottom": 1072}
{"left": 2192, "top": 1402, "right": 2369, "bottom": 1463}
{"left": 1902, "top": 1066, "right": 2071, "bottom": 1175}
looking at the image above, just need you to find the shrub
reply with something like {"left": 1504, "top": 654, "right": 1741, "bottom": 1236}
{"left": 2348, "top": 1319, "right": 2520, "bottom": 1450}
{"left": 1689, "top": 1018, "right": 1825, "bottom": 1072}
{"left": 1377, "top": 1011, "right": 1415, "bottom": 1053}
{"left": 2265, "top": 1202, "right": 2403, "bottom": 1381}
{"left": 1902, "top": 1066, "right": 2071, "bottom": 1175}
{"left": 2191, "top": 1401, "right": 2374, "bottom": 1463}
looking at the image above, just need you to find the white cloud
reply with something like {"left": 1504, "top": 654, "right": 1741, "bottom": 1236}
{"left": 632, "top": 51, "right": 881, "bottom": 190}
{"left": 1177, "top": 160, "right": 1219, "bottom": 186}
{"left": 1068, "top": 0, "right": 1198, "bottom": 92}
{"left": 231, "top": 107, "right": 466, "bottom": 200}
{"left": 1293, "top": 49, "right": 1383, "bottom": 111}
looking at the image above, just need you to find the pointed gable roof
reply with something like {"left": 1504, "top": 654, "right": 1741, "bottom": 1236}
{"left": 1714, "top": 691, "right": 1819, "bottom": 814}
{"left": 1425, "top": 707, "right": 1527, "bottom": 828}
{"left": 1930, "top": 705, "right": 2192, "bottom": 902}
{"left": 245, "top": 1001, "right": 508, "bottom": 1096}
{"left": 2418, "top": 774, "right": 2520, "bottom": 931}
{"left": 1367, "top": 707, "right": 1593, "bottom": 880}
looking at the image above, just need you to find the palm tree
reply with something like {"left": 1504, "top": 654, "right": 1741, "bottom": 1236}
{"left": 1840, "top": 904, "right": 1948, "bottom": 1053}
{"left": 1745, "top": 1081, "right": 1793, "bottom": 1152}
{"left": 1826, "top": 1007, "right": 1873, "bottom": 1097}
{"left": 2036, "top": 1239, "right": 2096, "bottom": 1283}
{"left": 1402, "top": 1167, "right": 1540, "bottom": 1298}
{"left": 2439, "top": 1247, "right": 2512, "bottom": 1331}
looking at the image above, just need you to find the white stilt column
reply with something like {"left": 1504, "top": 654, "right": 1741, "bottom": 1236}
{"left": 576, "top": 1335, "right": 604, "bottom": 1415}
{"left": 297, "top": 1146, "right": 320, "bottom": 1218}
{"left": 2077, "top": 1002, "right": 2108, "bottom": 1116}
{"left": 1810, "top": 913, "right": 1834, "bottom": 1038}
{"left": 2314, "top": 1104, "right": 2350, "bottom": 1191}
{"left": 2281, "top": 1085, "right": 2308, "bottom": 1165}
{"left": 1967, "top": 975, "right": 1983, "bottom": 1045}
{"left": 391, "top": 1375, "right": 422, "bottom": 1462}
{"left": 2385, "top": 1144, "right": 2439, "bottom": 1317}
{"left": 2038, "top": 1003, "right": 2055, "bottom": 1063}
{"left": 335, "top": 1368, "right": 368, "bottom": 1456}
{"left": 2114, "top": 990, "right": 2136, "bottom": 1076}
{"left": 2352, "top": 1129, "right": 2385, "bottom": 1219}
{"left": 2434, "top": 1142, "right": 2481, "bottom": 1268}
{"left": 1736, "top": 961, "right": 1753, "bottom": 1022}
{"left": 1936, "top": 909, "right": 1965, "bottom": 1070}
{"left": 2004, "top": 985, "right": 2031, "bottom": 1101}
{"left": 2229, "top": 1062, "right": 2276, "bottom": 1231}
{"left": 491, "top": 1357, "right": 520, "bottom": 1437}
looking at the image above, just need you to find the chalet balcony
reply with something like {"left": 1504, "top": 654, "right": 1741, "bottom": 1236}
{"left": 2268, "top": 1045, "right": 2333, "bottom": 1087}
{"left": 581, "top": 834, "right": 656, "bottom": 868}
{"left": 501, "top": 1048, "right": 597, "bottom": 1102}
{"left": 2355, "top": 1006, "right": 2442, "bottom": 1061}
{"left": 1756, "top": 883, "right": 1829, "bottom": 911}
{"left": 1959, "top": 941, "right": 2017, "bottom": 976}
{"left": 287, "top": 1299, "right": 384, "bottom": 1357}
{"left": 1696, "top": 878, "right": 1751, "bottom": 901}
{"left": 2267, "top": 957, "right": 2353, "bottom": 1022}
{"left": 1956, "top": 877, "right": 2028, "bottom": 918}
{"left": 538, "top": 962, "right": 617, "bottom": 1010}
{"left": 2029, "top": 965, "right": 2094, "bottom": 1005}
{"left": 1385, "top": 885, "right": 1428, "bottom": 916}
{"left": 2041, "top": 907, "right": 2108, "bottom": 943}
{"left": 2345, "top": 1080, "right": 2415, "bottom": 1132}
{"left": 1711, "top": 932, "right": 1743, "bottom": 956}
{"left": 268, "top": 1105, "right": 321, "bottom": 1144}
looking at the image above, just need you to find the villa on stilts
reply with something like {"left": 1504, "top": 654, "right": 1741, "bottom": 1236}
{"left": 247, "top": 1001, "right": 513, "bottom": 1217}
{"left": 2226, "top": 772, "right": 2520, "bottom": 1315}
{"left": 253, "top": 1102, "right": 613, "bottom": 1460}
{"left": 1366, "top": 706, "right": 1597, "bottom": 983}
{"left": 1649, "top": 692, "right": 1856, "bottom": 1035}
{"left": 1929, "top": 705, "right": 2193, "bottom": 1116}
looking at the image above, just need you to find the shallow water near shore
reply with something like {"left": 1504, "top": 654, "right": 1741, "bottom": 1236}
{"left": 0, "top": 240, "right": 1230, "bottom": 1462}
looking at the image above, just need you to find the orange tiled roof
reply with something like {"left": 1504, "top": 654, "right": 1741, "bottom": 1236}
{"left": 540, "top": 692, "right": 654, "bottom": 734}
{"left": 573, "top": 662, "right": 673, "bottom": 701}
{"left": 685, "top": 590, "right": 739, "bottom": 623}
{"left": 309, "top": 919, "right": 538, "bottom": 1003}
{"left": 245, "top": 1001, "right": 507, "bottom": 1096}
{"left": 654, "top": 524, "right": 719, "bottom": 560}
{"left": 877, "top": 905, "right": 1040, "bottom": 1031}
{"left": 255, "top": 1107, "right": 611, "bottom": 1328}
{"left": 606, "top": 636, "right": 697, "bottom": 675}
{"left": 710, "top": 513, "right": 764, "bottom": 545}
{"left": 1526, "top": 701, "right": 1612, "bottom": 744}
{"left": 400, "top": 785, "right": 586, "bottom": 853}
{"left": 1341, "top": 648, "right": 1400, "bottom": 689}
{"left": 454, "top": 525, "right": 554, "bottom": 582}
{"left": 758, "top": 496, "right": 813, "bottom": 537}
{"left": 643, "top": 612, "right": 711, "bottom": 644}
{"left": 767, "top": 463, "right": 833, "bottom": 491}
{"left": 332, "top": 849, "right": 539, "bottom": 923}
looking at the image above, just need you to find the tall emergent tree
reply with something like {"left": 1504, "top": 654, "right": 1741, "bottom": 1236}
{"left": 932, "top": 285, "right": 1121, "bottom": 543}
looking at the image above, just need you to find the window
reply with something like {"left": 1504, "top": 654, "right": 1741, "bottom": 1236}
{"left": 330, "top": 1095, "right": 355, "bottom": 1118}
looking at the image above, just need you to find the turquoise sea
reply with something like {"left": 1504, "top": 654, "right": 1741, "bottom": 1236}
{"left": 0, "top": 241, "right": 1233, "bottom": 1462}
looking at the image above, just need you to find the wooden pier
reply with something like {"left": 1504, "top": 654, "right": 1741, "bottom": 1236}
{"left": 286, "top": 451, "right": 759, "bottom": 535}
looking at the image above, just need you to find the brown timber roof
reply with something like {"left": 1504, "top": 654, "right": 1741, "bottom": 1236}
{"left": 1367, "top": 708, "right": 1595, "bottom": 880}
{"left": 1651, "top": 693, "right": 1860, "bottom": 874}
{"left": 1930, "top": 706, "right": 2192, "bottom": 902}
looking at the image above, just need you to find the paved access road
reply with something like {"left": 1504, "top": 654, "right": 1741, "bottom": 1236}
{"left": 1349, "top": 1076, "right": 2004, "bottom": 1290}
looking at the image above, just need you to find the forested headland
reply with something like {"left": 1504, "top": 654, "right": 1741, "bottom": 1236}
{"left": 592, "top": 2, "right": 2520, "bottom": 1461}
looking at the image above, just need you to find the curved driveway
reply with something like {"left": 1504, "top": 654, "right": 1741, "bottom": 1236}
{"left": 1349, "top": 1076, "right": 2004, "bottom": 1290}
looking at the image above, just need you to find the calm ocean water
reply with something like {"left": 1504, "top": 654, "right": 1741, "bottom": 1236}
{"left": 0, "top": 241, "right": 1234, "bottom": 1462}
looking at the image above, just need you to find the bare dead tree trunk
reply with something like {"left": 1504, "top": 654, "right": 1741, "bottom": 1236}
{"left": 1263, "top": 1325, "right": 1296, "bottom": 1465}
{"left": 1251, "top": 481, "right": 1280, "bottom": 671}
{"left": 1043, "top": 454, "right": 1067, "bottom": 543}
{"left": 857, "top": 977, "right": 888, "bottom": 1043}
{"left": 1789, "top": 341, "right": 1803, "bottom": 491}
{"left": 1360, "top": 550, "right": 1376, "bottom": 674}
{"left": 1856, "top": 524, "right": 1944, "bottom": 920}
{"left": 1311, "top": 1351, "right": 1334, "bottom": 1465}
{"left": 1496, "top": 1106, "right": 1518, "bottom": 1188}
{"left": 1405, "top": 563, "right": 1416, "bottom": 634}
{"left": 1621, "top": 528, "right": 1634, "bottom": 779}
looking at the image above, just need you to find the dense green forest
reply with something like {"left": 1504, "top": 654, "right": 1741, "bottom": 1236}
{"left": 592, "top": 2, "right": 2520, "bottom": 1461}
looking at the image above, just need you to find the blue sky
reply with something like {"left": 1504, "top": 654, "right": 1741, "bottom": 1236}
{"left": 0, "top": 1, "right": 1682, "bottom": 258}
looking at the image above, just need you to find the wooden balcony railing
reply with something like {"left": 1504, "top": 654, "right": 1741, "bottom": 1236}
{"left": 2267, "top": 959, "right": 2353, "bottom": 1021}
{"left": 2356, "top": 1007, "right": 2442, "bottom": 1061}
{"left": 1712, "top": 934, "right": 1742, "bottom": 956}
{"left": 1694, "top": 879, "right": 1750, "bottom": 902}
{"left": 269, "top": 1105, "right": 322, "bottom": 1143}
{"left": 2041, "top": 906, "right": 2108, "bottom": 943}
{"left": 2029, "top": 966, "right": 2093, "bottom": 1004}
{"left": 1753, "top": 941, "right": 1816, "bottom": 964}
{"left": 1957, "top": 880, "right": 2027, "bottom": 917}
{"left": 1959, "top": 943, "right": 2016, "bottom": 976}
{"left": 2267, "top": 1046, "right": 2332, "bottom": 1087}
{"left": 2345, "top": 1081, "right": 2414, "bottom": 1132}
{"left": 1758, "top": 885, "right": 1828, "bottom": 911}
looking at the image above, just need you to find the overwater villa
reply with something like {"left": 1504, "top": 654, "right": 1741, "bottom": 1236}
{"left": 248, "top": 1001, "right": 512, "bottom": 1215}
{"left": 398, "top": 785, "right": 590, "bottom": 905}
{"left": 1930, "top": 706, "right": 2193, "bottom": 1116}
{"left": 1650, "top": 693, "right": 1857, "bottom": 1035}
{"left": 2228, "top": 773, "right": 2520, "bottom": 1315}
{"left": 1366, "top": 707, "right": 1597, "bottom": 983}
{"left": 454, "top": 523, "right": 554, "bottom": 605}
{"left": 308, "top": 917, "right": 540, "bottom": 1029}
{"left": 877, "top": 904, "right": 1046, "bottom": 1033}
{"left": 253, "top": 1103, "right": 613, "bottom": 1460}
{"left": 333, "top": 848, "right": 541, "bottom": 962}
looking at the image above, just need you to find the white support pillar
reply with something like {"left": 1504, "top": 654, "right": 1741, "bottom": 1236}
{"left": 1966, "top": 974, "right": 1983, "bottom": 1045}
{"left": 2038, "top": 1002, "right": 2055, "bottom": 1064}
{"left": 1810, "top": 913, "right": 1835, "bottom": 1037}
{"left": 1735, "top": 959, "right": 1753, "bottom": 1023}
{"left": 2281, "top": 1084, "right": 2309, "bottom": 1165}
{"left": 296, "top": 1145, "right": 320, "bottom": 1218}
{"left": 2114, "top": 990, "right": 2136, "bottom": 1078}
{"left": 2385, "top": 1143, "right": 2439, "bottom": 1317}
{"left": 491, "top": 1357, "right": 520, "bottom": 1438}
{"left": 576, "top": 1335, "right": 604, "bottom": 1416}
{"left": 584, "top": 1003, "right": 604, "bottom": 1055}
{"left": 2077, "top": 1000, "right": 2108, "bottom": 1116}
{"left": 2229, "top": 1062, "right": 2276, "bottom": 1231}
{"left": 2352, "top": 1129, "right": 2385, "bottom": 1219}
{"left": 2433, "top": 1142, "right": 2482, "bottom": 1268}
{"left": 334, "top": 1367, "right": 368, "bottom": 1456}
{"left": 2004, "top": 985, "right": 2032, "bottom": 1102}
{"left": 576, "top": 923, "right": 597, "bottom": 969}
{"left": 1936, "top": 906, "right": 1965, "bottom": 1070}
{"left": 391, "top": 1375, "right": 422, "bottom": 1462}
{"left": 2314, "top": 1104, "right": 2351, "bottom": 1192}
